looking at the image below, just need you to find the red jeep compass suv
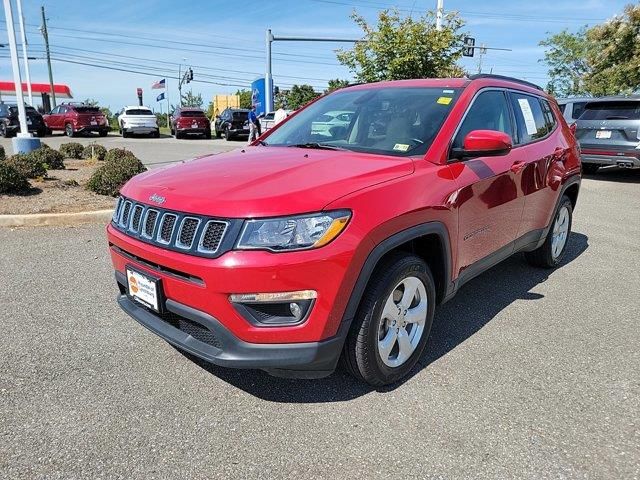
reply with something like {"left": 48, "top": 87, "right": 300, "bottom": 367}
{"left": 43, "top": 102, "right": 109, "bottom": 137}
{"left": 107, "top": 75, "right": 581, "bottom": 385}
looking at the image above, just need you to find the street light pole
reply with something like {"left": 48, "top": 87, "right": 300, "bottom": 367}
{"left": 16, "top": 0, "right": 32, "bottom": 106}
{"left": 436, "top": 0, "right": 444, "bottom": 30}
{"left": 40, "top": 6, "right": 56, "bottom": 108}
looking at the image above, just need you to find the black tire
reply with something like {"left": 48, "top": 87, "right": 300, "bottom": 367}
{"left": 215, "top": 127, "right": 221, "bottom": 138}
{"left": 99, "top": 129, "right": 108, "bottom": 137}
{"left": 525, "top": 195, "right": 573, "bottom": 268}
{"left": 121, "top": 128, "right": 129, "bottom": 138}
{"left": 224, "top": 127, "right": 233, "bottom": 141}
{"left": 65, "top": 123, "right": 74, "bottom": 137}
{"left": 153, "top": 129, "right": 160, "bottom": 138}
{"left": 175, "top": 130, "right": 182, "bottom": 139}
{"left": 342, "top": 252, "right": 436, "bottom": 386}
{"left": 582, "top": 163, "right": 600, "bottom": 174}
{"left": 46, "top": 127, "right": 52, "bottom": 136}
{"left": 0, "top": 123, "right": 9, "bottom": 138}
{"left": 37, "top": 127, "right": 47, "bottom": 138}
{"left": 204, "top": 130, "right": 212, "bottom": 140}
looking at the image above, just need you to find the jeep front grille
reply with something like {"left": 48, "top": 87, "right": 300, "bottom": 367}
{"left": 111, "top": 196, "right": 232, "bottom": 258}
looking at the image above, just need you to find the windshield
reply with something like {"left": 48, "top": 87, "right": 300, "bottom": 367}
{"left": 125, "top": 109, "right": 153, "bottom": 116}
{"left": 580, "top": 101, "right": 640, "bottom": 120}
{"left": 232, "top": 112, "right": 248, "bottom": 120}
{"left": 263, "top": 87, "right": 461, "bottom": 156}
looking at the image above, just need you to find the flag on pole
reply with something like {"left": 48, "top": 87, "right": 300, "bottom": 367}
{"left": 156, "top": 92, "right": 165, "bottom": 102}
{"left": 152, "top": 78, "right": 166, "bottom": 89}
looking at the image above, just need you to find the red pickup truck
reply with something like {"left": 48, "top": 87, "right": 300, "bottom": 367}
{"left": 107, "top": 75, "right": 581, "bottom": 385}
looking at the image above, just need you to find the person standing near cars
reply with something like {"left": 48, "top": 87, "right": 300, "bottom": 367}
{"left": 248, "top": 105, "right": 259, "bottom": 144}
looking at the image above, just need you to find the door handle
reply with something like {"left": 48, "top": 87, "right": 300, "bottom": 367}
{"left": 510, "top": 161, "right": 526, "bottom": 173}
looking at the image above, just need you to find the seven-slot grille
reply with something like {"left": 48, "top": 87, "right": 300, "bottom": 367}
{"left": 112, "top": 196, "right": 229, "bottom": 256}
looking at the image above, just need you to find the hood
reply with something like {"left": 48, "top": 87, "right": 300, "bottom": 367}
{"left": 120, "top": 146, "right": 414, "bottom": 218}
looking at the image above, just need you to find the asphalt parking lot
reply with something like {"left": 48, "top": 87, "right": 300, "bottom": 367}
{"left": 1, "top": 168, "right": 639, "bottom": 478}
{"left": 0, "top": 132, "right": 242, "bottom": 168}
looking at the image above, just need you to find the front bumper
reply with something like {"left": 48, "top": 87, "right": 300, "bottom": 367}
{"left": 115, "top": 271, "right": 347, "bottom": 377}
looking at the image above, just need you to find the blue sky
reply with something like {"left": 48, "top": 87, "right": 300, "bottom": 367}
{"left": 0, "top": 0, "right": 630, "bottom": 113}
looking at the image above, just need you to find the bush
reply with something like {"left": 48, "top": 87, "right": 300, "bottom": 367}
{"left": 0, "top": 145, "right": 5, "bottom": 161}
{"left": 27, "top": 146, "right": 65, "bottom": 170}
{"left": 104, "top": 147, "right": 137, "bottom": 164}
{"left": 82, "top": 143, "right": 107, "bottom": 161}
{"left": 0, "top": 162, "right": 29, "bottom": 193}
{"left": 59, "top": 142, "right": 84, "bottom": 159}
{"left": 87, "top": 154, "right": 147, "bottom": 196}
{"left": 4, "top": 153, "right": 47, "bottom": 179}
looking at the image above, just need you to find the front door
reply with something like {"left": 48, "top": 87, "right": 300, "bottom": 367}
{"left": 450, "top": 89, "right": 525, "bottom": 279}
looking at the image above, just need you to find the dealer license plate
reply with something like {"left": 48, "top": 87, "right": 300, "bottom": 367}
{"left": 126, "top": 266, "right": 161, "bottom": 312}
{"left": 91, "top": 121, "right": 98, "bottom": 126}
{"left": 192, "top": 122, "right": 198, "bottom": 128}
{"left": 596, "top": 130, "right": 611, "bottom": 139}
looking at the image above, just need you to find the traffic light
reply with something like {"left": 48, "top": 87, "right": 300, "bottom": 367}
{"left": 463, "top": 36, "right": 475, "bottom": 57}
{"left": 186, "top": 68, "right": 193, "bottom": 83}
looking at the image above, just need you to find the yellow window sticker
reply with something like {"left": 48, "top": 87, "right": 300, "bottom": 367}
{"left": 393, "top": 143, "right": 410, "bottom": 152}
{"left": 437, "top": 96, "right": 452, "bottom": 105}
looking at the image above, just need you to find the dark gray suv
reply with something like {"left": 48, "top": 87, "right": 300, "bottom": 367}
{"left": 574, "top": 97, "right": 640, "bottom": 173}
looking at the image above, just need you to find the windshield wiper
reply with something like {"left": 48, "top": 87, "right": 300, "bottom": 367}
{"left": 257, "top": 140, "right": 268, "bottom": 146}
{"left": 288, "top": 142, "right": 348, "bottom": 151}
{"left": 605, "top": 115, "right": 629, "bottom": 120}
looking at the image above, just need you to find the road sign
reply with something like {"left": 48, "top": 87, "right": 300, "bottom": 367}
{"left": 463, "top": 37, "right": 475, "bottom": 57}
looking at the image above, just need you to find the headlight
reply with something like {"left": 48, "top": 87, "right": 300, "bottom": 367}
{"left": 236, "top": 210, "right": 351, "bottom": 251}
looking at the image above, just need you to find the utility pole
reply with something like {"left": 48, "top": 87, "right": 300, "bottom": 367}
{"left": 178, "top": 64, "right": 182, "bottom": 107}
{"left": 40, "top": 6, "right": 55, "bottom": 108}
{"left": 16, "top": 0, "right": 32, "bottom": 106}
{"left": 477, "top": 43, "right": 487, "bottom": 74}
{"left": 435, "top": 0, "right": 444, "bottom": 30}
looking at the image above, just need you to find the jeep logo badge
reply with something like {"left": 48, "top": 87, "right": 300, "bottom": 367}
{"left": 149, "top": 193, "right": 166, "bottom": 204}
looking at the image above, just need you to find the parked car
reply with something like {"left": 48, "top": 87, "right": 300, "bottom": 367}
{"left": 170, "top": 108, "right": 211, "bottom": 139}
{"left": 556, "top": 97, "right": 591, "bottom": 124}
{"left": 259, "top": 110, "right": 293, "bottom": 132}
{"left": 107, "top": 74, "right": 581, "bottom": 386}
{"left": 213, "top": 108, "right": 249, "bottom": 140}
{"left": 311, "top": 110, "right": 355, "bottom": 136}
{"left": 43, "top": 102, "right": 109, "bottom": 137}
{"left": 0, "top": 103, "right": 47, "bottom": 137}
{"left": 574, "top": 96, "right": 640, "bottom": 173}
{"left": 117, "top": 106, "right": 159, "bottom": 138}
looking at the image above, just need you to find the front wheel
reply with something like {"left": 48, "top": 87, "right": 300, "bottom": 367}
{"left": 525, "top": 195, "right": 573, "bottom": 268}
{"left": 0, "top": 123, "right": 9, "bottom": 138}
{"left": 342, "top": 252, "right": 435, "bottom": 386}
{"left": 65, "top": 123, "right": 74, "bottom": 137}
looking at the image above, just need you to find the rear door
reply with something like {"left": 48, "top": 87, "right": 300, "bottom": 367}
{"left": 575, "top": 100, "right": 640, "bottom": 154}
{"left": 508, "top": 91, "right": 563, "bottom": 237}
{"left": 451, "top": 89, "right": 525, "bottom": 276}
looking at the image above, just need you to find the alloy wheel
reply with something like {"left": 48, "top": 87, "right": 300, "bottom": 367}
{"left": 377, "top": 276, "right": 428, "bottom": 368}
{"left": 551, "top": 205, "right": 570, "bottom": 259}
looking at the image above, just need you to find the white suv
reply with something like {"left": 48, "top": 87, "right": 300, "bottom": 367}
{"left": 117, "top": 106, "right": 159, "bottom": 138}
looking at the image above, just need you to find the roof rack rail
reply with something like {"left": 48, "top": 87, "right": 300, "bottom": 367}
{"left": 468, "top": 74, "right": 543, "bottom": 92}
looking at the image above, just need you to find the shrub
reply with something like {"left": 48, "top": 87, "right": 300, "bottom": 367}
{"left": 27, "top": 146, "right": 65, "bottom": 170}
{"left": 82, "top": 143, "right": 107, "bottom": 161}
{"left": 87, "top": 154, "right": 147, "bottom": 196}
{"left": 0, "top": 145, "right": 5, "bottom": 161}
{"left": 104, "top": 147, "right": 137, "bottom": 164}
{"left": 4, "top": 153, "right": 47, "bottom": 179}
{"left": 0, "top": 162, "right": 29, "bottom": 193}
{"left": 59, "top": 142, "right": 84, "bottom": 159}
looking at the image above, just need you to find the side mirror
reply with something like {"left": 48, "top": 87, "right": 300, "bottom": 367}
{"left": 451, "top": 130, "right": 512, "bottom": 159}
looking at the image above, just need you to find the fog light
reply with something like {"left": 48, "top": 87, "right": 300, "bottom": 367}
{"left": 229, "top": 290, "right": 316, "bottom": 326}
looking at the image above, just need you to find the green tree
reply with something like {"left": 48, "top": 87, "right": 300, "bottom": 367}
{"left": 236, "top": 89, "right": 252, "bottom": 108}
{"left": 336, "top": 9, "right": 466, "bottom": 82}
{"left": 181, "top": 90, "right": 204, "bottom": 108}
{"left": 585, "top": 4, "right": 640, "bottom": 96}
{"left": 324, "top": 79, "right": 350, "bottom": 94}
{"left": 279, "top": 84, "right": 320, "bottom": 110}
{"left": 539, "top": 28, "right": 591, "bottom": 96}
{"left": 83, "top": 98, "right": 99, "bottom": 107}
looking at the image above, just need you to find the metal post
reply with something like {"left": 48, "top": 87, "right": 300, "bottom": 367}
{"left": 178, "top": 64, "right": 182, "bottom": 107}
{"left": 436, "top": 0, "right": 444, "bottom": 30}
{"left": 478, "top": 43, "right": 487, "bottom": 74}
{"left": 265, "top": 29, "right": 273, "bottom": 114}
{"left": 16, "top": 0, "right": 32, "bottom": 106}
{"left": 166, "top": 78, "right": 170, "bottom": 128}
{"left": 3, "top": 0, "right": 28, "bottom": 135}
{"left": 40, "top": 6, "right": 55, "bottom": 108}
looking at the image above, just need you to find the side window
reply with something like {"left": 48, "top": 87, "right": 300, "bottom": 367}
{"left": 509, "top": 92, "right": 551, "bottom": 143}
{"left": 453, "top": 90, "right": 514, "bottom": 149}
{"left": 540, "top": 99, "right": 556, "bottom": 134}
{"left": 571, "top": 102, "right": 587, "bottom": 120}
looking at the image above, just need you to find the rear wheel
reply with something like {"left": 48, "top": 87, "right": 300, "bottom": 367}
{"left": 204, "top": 130, "right": 212, "bottom": 139}
{"left": 582, "top": 163, "right": 600, "bottom": 174}
{"left": 215, "top": 126, "right": 221, "bottom": 138}
{"left": 65, "top": 123, "right": 74, "bottom": 137}
{"left": 152, "top": 129, "right": 160, "bottom": 138}
{"left": 224, "top": 127, "right": 233, "bottom": 141}
{"left": 342, "top": 252, "right": 435, "bottom": 386}
{"left": 0, "top": 123, "right": 9, "bottom": 138}
{"left": 525, "top": 195, "right": 573, "bottom": 268}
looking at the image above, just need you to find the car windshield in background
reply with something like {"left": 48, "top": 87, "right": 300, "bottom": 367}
{"left": 181, "top": 111, "right": 205, "bottom": 117}
{"left": 126, "top": 109, "right": 154, "bottom": 116}
{"left": 75, "top": 106, "right": 101, "bottom": 113}
{"left": 263, "top": 87, "right": 461, "bottom": 156}
{"left": 580, "top": 101, "right": 640, "bottom": 120}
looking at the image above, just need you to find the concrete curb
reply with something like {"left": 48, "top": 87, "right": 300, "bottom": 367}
{"left": 0, "top": 209, "right": 113, "bottom": 228}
